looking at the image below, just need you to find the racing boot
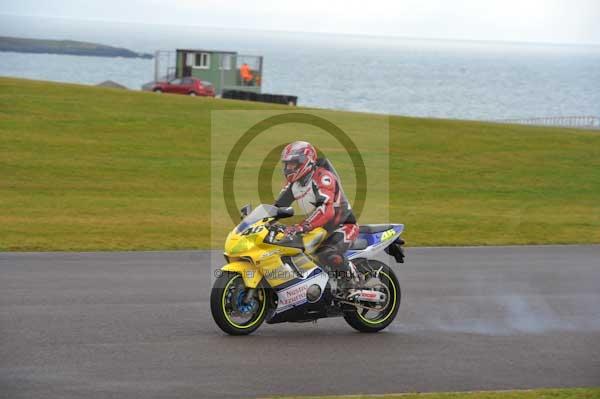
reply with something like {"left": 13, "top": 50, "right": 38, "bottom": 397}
{"left": 335, "top": 260, "right": 364, "bottom": 300}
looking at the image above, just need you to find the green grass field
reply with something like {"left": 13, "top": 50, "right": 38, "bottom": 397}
{"left": 1, "top": 77, "right": 599, "bottom": 251}
{"left": 269, "top": 387, "right": 600, "bottom": 399}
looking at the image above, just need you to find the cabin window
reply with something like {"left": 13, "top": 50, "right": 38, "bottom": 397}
{"left": 194, "top": 53, "right": 210, "bottom": 69}
{"left": 185, "top": 53, "right": 194, "bottom": 66}
{"left": 219, "top": 54, "right": 232, "bottom": 70}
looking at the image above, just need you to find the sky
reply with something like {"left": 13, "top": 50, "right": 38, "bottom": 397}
{"left": 2, "top": 0, "right": 600, "bottom": 45}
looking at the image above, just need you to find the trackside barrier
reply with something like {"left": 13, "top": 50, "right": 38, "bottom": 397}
{"left": 222, "top": 90, "right": 298, "bottom": 106}
{"left": 496, "top": 116, "right": 600, "bottom": 130}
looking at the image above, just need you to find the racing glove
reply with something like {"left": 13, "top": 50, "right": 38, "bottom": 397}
{"left": 284, "top": 222, "right": 311, "bottom": 237}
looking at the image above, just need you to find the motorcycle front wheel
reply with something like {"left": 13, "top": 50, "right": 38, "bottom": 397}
{"left": 343, "top": 259, "right": 401, "bottom": 333}
{"left": 210, "top": 272, "right": 268, "bottom": 335}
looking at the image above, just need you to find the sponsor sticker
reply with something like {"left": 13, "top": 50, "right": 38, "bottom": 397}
{"left": 381, "top": 228, "right": 395, "bottom": 242}
{"left": 279, "top": 285, "right": 308, "bottom": 307}
{"left": 275, "top": 269, "right": 328, "bottom": 313}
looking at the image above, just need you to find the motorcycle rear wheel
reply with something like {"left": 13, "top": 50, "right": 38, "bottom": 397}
{"left": 343, "top": 259, "right": 401, "bottom": 333}
{"left": 210, "top": 272, "right": 267, "bottom": 335}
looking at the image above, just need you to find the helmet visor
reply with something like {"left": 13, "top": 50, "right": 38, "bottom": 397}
{"left": 283, "top": 160, "right": 301, "bottom": 178}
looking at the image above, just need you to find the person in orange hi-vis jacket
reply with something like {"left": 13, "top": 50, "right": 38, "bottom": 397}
{"left": 240, "top": 63, "right": 253, "bottom": 85}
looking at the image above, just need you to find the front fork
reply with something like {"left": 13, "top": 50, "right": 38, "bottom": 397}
{"left": 244, "top": 288, "right": 256, "bottom": 304}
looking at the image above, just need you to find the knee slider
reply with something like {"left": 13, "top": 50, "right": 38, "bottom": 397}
{"left": 327, "top": 253, "right": 343, "bottom": 266}
{"left": 317, "top": 248, "right": 342, "bottom": 267}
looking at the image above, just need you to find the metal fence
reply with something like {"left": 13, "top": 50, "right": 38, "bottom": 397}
{"left": 153, "top": 50, "right": 176, "bottom": 82}
{"left": 497, "top": 116, "right": 600, "bottom": 129}
{"left": 232, "top": 54, "right": 263, "bottom": 88}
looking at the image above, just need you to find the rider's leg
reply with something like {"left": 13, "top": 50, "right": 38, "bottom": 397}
{"left": 315, "top": 224, "right": 359, "bottom": 293}
{"left": 315, "top": 238, "right": 351, "bottom": 279}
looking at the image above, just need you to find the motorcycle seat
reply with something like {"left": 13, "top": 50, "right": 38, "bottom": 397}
{"left": 349, "top": 237, "right": 369, "bottom": 250}
{"left": 358, "top": 224, "right": 394, "bottom": 234}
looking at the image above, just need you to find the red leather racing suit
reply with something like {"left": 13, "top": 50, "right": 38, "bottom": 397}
{"left": 274, "top": 165, "right": 359, "bottom": 273}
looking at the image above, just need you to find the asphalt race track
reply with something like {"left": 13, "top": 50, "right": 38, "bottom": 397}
{"left": 1, "top": 246, "right": 599, "bottom": 399}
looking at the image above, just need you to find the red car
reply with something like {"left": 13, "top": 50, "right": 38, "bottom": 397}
{"left": 152, "top": 77, "right": 215, "bottom": 97}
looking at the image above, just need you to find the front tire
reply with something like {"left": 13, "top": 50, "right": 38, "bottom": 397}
{"left": 343, "top": 259, "right": 401, "bottom": 333}
{"left": 188, "top": 92, "right": 197, "bottom": 96}
{"left": 210, "top": 272, "right": 267, "bottom": 335}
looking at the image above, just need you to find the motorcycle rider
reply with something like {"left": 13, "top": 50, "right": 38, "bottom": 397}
{"left": 274, "top": 141, "right": 360, "bottom": 296}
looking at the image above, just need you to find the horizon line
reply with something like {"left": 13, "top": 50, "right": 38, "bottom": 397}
{"left": 2, "top": 12, "right": 600, "bottom": 48}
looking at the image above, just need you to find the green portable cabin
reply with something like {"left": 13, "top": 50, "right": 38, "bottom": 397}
{"left": 175, "top": 49, "right": 263, "bottom": 95}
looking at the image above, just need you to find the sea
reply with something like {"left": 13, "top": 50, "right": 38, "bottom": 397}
{"left": 1, "top": 14, "right": 599, "bottom": 121}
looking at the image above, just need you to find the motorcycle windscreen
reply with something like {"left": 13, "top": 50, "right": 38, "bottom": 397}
{"left": 235, "top": 204, "right": 278, "bottom": 233}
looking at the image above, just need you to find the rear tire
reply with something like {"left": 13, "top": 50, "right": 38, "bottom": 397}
{"left": 153, "top": 89, "right": 162, "bottom": 93}
{"left": 210, "top": 272, "right": 267, "bottom": 335}
{"left": 188, "top": 92, "right": 197, "bottom": 96}
{"left": 343, "top": 259, "right": 401, "bottom": 333}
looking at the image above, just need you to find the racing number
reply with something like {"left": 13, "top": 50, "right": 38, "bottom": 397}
{"left": 381, "top": 228, "right": 395, "bottom": 241}
{"left": 241, "top": 226, "right": 265, "bottom": 236}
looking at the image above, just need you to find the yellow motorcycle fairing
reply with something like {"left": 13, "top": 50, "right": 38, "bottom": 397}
{"left": 221, "top": 218, "right": 328, "bottom": 289}
{"left": 221, "top": 261, "right": 262, "bottom": 288}
{"left": 303, "top": 228, "right": 327, "bottom": 254}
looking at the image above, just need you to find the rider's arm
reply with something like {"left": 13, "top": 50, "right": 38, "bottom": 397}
{"left": 274, "top": 184, "right": 294, "bottom": 207}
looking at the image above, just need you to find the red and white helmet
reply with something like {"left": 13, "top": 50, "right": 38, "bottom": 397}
{"left": 281, "top": 141, "right": 317, "bottom": 184}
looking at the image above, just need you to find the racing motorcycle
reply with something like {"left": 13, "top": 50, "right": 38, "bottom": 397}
{"left": 210, "top": 204, "right": 406, "bottom": 335}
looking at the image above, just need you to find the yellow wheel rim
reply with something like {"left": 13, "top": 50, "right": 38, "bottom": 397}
{"left": 221, "top": 274, "right": 266, "bottom": 329}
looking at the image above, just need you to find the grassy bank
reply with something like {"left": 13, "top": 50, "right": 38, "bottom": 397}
{"left": 269, "top": 387, "right": 600, "bottom": 399}
{"left": 1, "top": 77, "right": 599, "bottom": 251}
